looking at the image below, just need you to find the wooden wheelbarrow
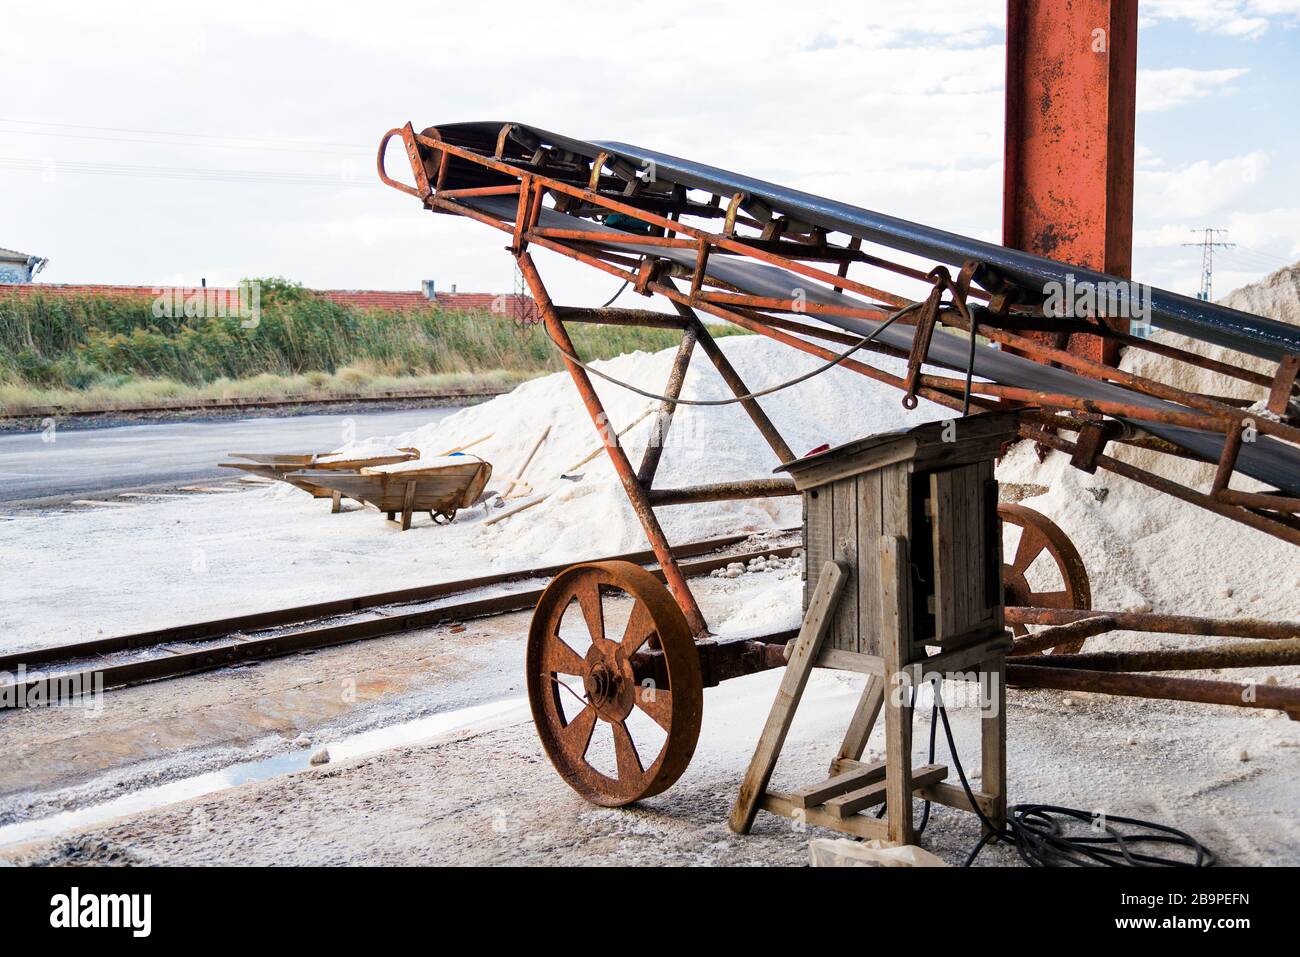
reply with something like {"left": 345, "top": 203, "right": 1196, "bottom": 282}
{"left": 289, "top": 455, "right": 493, "bottom": 529}
{"left": 220, "top": 448, "right": 419, "bottom": 512}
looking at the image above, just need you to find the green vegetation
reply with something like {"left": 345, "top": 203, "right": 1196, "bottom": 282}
{"left": 0, "top": 278, "right": 745, "bottom": 412}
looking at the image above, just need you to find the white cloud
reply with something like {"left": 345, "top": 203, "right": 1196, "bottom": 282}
{"left": 0, "top": 0, "right": 1292, "bottom": 302}
{"left": 0, "top": 0, "right": 1011, "bottom": 292}
{"left": 1136, "top": 152, "right": 1269, "bottom": 220}
{"left": 1144, "top": 0, "right": 1300, "bottom": 37}
{"left": 1137, "top": 67, "right": 1249, "bottom": 112}
{"left": 1134, "top": 206, "right": 1299, "bottom": 297}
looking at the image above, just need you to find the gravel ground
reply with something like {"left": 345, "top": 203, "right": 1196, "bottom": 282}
{"left": 3, "top": 578, "right": 1296, "bottom": 866}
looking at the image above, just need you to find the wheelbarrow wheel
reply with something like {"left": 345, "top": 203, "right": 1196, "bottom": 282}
{"left": 526, "top": 561, "right": 703, "bottom": 807}
{"left": 999, "top": 503, "right": 1093, "bottom": 654}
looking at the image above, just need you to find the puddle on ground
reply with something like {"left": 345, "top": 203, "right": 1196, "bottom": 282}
{"left": 0, "top": 695, "right": 529, "bottom": 849}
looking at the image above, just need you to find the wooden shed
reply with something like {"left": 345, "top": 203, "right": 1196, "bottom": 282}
{"left": 787, "top": 409, "right": 1021, "bottom": 657}
{"left": 730, "top": 410, "right": 1022, "bottom": 845}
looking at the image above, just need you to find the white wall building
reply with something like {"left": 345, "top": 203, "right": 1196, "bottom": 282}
{"left": 0, "top": 248, "right": 48, "bottom": 284}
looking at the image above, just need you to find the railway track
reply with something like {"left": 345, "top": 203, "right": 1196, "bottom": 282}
{"left": 0, "top": 387, "right": 509, "bottom": 421}
{"left": 7, "top": 518, "right": 1293, "bottom": 717}
{"left": 0, "top": 532, "right": 799, "bottom": 705}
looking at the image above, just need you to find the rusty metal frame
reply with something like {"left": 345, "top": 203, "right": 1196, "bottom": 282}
{"left": 377, "top": 122, "right": 1300, "bottom": 653}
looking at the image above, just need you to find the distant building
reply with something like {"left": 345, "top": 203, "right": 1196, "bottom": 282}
{"left": 0, "top": 248, "right": 48, "bottom": 284}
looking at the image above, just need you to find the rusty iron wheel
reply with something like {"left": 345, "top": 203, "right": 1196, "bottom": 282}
{"left": 526, "top": 560, "right": 703, "bottom": 807}
{"left": 999, "top": 503, "right": 1093, "bottom": 654}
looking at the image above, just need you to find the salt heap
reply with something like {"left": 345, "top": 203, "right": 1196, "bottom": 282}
{"left": 339, "top": 334, "right": 947, "bottom": 567}
{"left": 333, "top": 305, "right": 1300, "bottom": 659}
{"left": 998, "top": 262, "right": 1300, "bottom": 651}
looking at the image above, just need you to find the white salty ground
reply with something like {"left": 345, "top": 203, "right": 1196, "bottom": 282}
{"left": 3, "top": 566, "right": 1296, "bottom": 867}
{"left": 1, "top": 332, "right": 1297, "bottom": 865}
{"left": 0, "top": 336, "right": 947, "bottom": 654}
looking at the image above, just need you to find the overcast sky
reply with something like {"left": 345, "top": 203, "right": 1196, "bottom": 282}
{"left": 2, "top": 1, "right": 1297, "bottom": 305}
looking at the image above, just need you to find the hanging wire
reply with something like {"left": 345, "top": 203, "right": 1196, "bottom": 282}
{"left": 600, "top": 279, "right": 631, "bottom": 308}
{"left": 539, "top": 300, "right": 923, "bottom": 407}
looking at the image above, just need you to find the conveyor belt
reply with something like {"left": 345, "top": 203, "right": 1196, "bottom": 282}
{"left": 469, "top": 194, "right": 1300, "bottom": 497}
{"left": 433, "top": 121, "right": 1300, "bottom": 363}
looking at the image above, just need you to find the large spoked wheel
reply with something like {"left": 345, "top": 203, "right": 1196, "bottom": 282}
{"left": 999, "top": 503, "right": 1092, "bottom": 654}
{"left": 526, "top": 561, "right": 703, "bottom": 807}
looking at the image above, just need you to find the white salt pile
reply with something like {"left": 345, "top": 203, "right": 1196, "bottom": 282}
{"left": 997, "top": 440, "right": 1300, "bottom": 648}
{"left": 330, "top": 327, "right": 1298, "bottom": 645}
{"left": 995, "top": 263, "right": 1300, "bottom": 652}
{"left": 332, "top": 334, "right": 948, "bottom": 567}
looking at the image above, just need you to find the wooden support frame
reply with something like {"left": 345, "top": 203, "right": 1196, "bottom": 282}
{"left": 731, "top": 556, "right": 1010, "bottom": 844}
{"left": 730, "top": 560, "right": 847, "bottom": 834}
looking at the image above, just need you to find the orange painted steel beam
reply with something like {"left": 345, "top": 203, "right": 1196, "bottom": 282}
{"left": 1003, "top": 0, "right": 1138, "bottom": 366}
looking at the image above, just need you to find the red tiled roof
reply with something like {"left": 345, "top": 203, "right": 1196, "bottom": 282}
{"left": 0, "top": 283, "right": 540, "bottom": 321}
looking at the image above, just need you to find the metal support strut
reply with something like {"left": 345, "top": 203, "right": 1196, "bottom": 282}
{"left": 514, "top": 251, "right": 710, "bottom": 638}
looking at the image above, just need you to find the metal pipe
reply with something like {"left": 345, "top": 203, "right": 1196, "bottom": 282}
{"left": 1023, "top": 640, "right": 1300, "bottom": 673}
{"left": 637, "top": 326, "right": 697, "bottom": 486}
{"left": 555, "top": 306, "right": 689, "bottom": 330}
{"left": 1214, "top": 487, "right": 1300, "bottom": 514}
{"left": 920, "top": 374, "right": 1231, "bottom": 433}
{"left": 515, "top": 251, "right": 709, "bottom": 638}
{"left": 1010, "top": 616, "right": 1118, "bottom": 655}
{"left": 1006, "top": 663, "right": 1300, "bottom": 716}
{"left": 647, "top": 479, "right": 798, "bottom": 506}
{"left": 1006, "top": 606, "right": 1300, "bottom": 639}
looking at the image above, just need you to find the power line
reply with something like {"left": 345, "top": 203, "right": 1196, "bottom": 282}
{"left": 0, "top": 156, "right": 374, "bottom": 189}
{"left": 0, "top": 126, "right": 365, "bottom": 156}
{"left": 0, "top": 117, "right": 368, "bottom": 150}
{"left": 1182, "top": 227, "right": 1235, "bottom": 301}
{"left": 1220, "top": 244, "right": 1293, "bottom": 270}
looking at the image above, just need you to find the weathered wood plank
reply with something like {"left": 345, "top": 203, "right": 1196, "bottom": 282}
{"left": 790, "top": 761, "right": 885, "bottom": 809}
{"left": 836, "top": 675, "right": 885, "bottom": 765}
{"left": 962, "top": 464, "right": 983, "bottom": 628}
{"left": 759, "top": 793, "right": 890, "bottom": 840}
{"left": 875, "top": 461, "right": 910, "bottom": 657}
{"left": 879, "top": 533, "right": 915, "bottom": 845}
{"left": 855, "top": 469, "right": 883, "bottom": 657}
{"left": 981, "top": 652, "right": 1008, "bottom": 831}
{"left": 824, "top": 764, "right": 948, "bottom": 819}
{"left": 816, "top": 648, "right": 885, "bottom": 675}
{"left": 803, "top": 488, "right": 832, "bottom": 611}
{"left": 830, "top": 479, "right": 859, "bottom": 652}
{"left": 930, "top": 469, "right": 958, "bottom": 640}
{"left": 729, "top": 561, "right": 847, "bottom": 835}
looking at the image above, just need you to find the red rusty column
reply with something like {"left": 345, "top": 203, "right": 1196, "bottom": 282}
{"left": 1003, "top": 0, "right": 1138, "bottom": 366}
{"left": 515, "top": 251, "right": 710, "bottom": 639}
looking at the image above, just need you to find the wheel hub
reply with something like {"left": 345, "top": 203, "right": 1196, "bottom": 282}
{"left": 583, "top": 641, "right": 635, "bottom": 721}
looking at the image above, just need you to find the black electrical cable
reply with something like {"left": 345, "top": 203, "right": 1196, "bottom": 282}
{"left": 601, "top": 279, "right": 630, "bottom": 308}
{"left": 875, "top": 686, "right": 938, "bottom": 834}
{"left": 962, "top": 309, "right": 978, "bottom": 417}
{"left": 916, "top": 694, "right": 939, "bottom": 835}
{"left": 539, "top": 300, "right": 922, "bottom": 407}
{"left": 925, "top": 680, "right": 1216, "bottom": 867}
